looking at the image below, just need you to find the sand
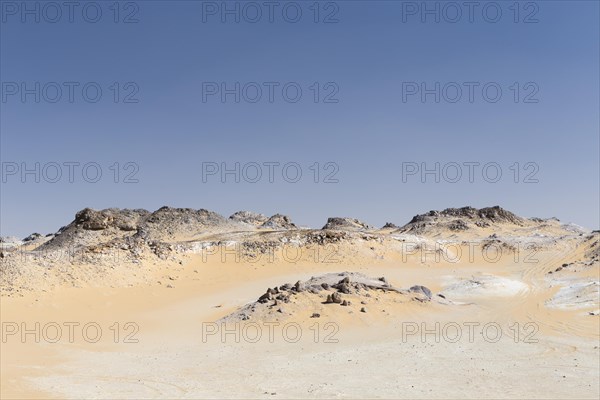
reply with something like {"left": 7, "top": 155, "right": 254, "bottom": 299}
{"left": 2, "top": 245, "right": 599, "bottom": 399}
{"left": 1, "top": 207, "right": 598, "bottom": 399}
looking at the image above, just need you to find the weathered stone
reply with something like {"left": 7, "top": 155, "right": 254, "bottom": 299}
{"left": 409, "top": 285, "right": 432, "bottom": 299}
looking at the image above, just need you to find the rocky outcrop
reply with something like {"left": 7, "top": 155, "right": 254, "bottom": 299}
{"left": 322, "top": 217, "right": 372, "bottom": 231}
{"left": 260, "top": 214, "right": 297, "bottom": 230}
{"left": 229, "top": 211, "right": 269, "bottom": 226}
{"left": 140, "top": 207, "right": 229, "bottom": 234}
{"left": 75, "top": 208, "right": 149, "bottom": 231}
{"left": 400, "top": 206, "right": 525, "bottom": 234}
{"left": 23, "top": 233, "right": 43, "bottom": 242}
{"left": 407, "top": 206, "right": 523, "bottom": 225}
{"left": 220, "top": 272, "right": 419, "bottom": 322}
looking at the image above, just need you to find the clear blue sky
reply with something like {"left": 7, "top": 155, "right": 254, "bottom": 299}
{"left": 1, "top": 0, "right": 599, "bottom": 237}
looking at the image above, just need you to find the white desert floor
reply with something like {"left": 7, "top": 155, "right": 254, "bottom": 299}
{"left": 1, "top": 248, "right": 599, "bottom": 399}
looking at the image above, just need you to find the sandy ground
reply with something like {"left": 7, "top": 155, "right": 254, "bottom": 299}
{"left": 1, "top": 239, "right": 599, "bottom": 399}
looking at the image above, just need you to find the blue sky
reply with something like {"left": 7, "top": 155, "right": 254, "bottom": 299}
{"left": 1, "top": 0, "right": 599, "bottom": 237}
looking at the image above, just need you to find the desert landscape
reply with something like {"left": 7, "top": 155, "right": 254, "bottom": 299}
{"left": 2, "top": 1, "right": 598, "bottom": 398}
{"left": 1, "top": 205, "right": 598, "bottom": 399}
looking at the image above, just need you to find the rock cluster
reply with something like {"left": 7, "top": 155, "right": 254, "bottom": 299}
{"left": 304, "top": 230, "right": 349, "bottom": 245}
{"left": 448, "top": 220, "right": 469, "bottom": 231}
{"left": 241, "top": 273, "right": 418, "bottom": 321}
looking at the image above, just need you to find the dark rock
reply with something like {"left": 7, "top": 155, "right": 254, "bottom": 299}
{"left": 258, "top": 292, "right": 272, "bottom": 303}
{"left": 76, "top": 208, "right": 110, "bottom": 230}
{"left": 337, "top": 283, "right": 352, "bottom": 294}
{"left": 23, "top": 233, "right": 43, "bottom": 242}
{"left": 448, "top": 219, "right": 469, "bottom": 231}
{"left": 332, "top": 292, "right": 342, "bottom": 303}
{"left": 293, "top": 280, "right": 305, "bottom": 292}
{"left": 325, "top": 292, "right": 342, "bottom": 304}
{"left": 409, "top": 285, "right": 432, "bottom": 299}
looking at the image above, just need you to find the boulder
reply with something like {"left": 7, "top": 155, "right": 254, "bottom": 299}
{"left": 325, "top": 292, "right": 342, "bottom": 304}
{"left": 331, "top": 292, "right": 342, "bottom": 304}
{"left": 409, "top": 285, "right": 432, "bottom": 299}
{"left": 293, "top": 280, "right": 305, "bottom": 292}
{"left": 258, "top": 291, "right": 272, "bottom": 303}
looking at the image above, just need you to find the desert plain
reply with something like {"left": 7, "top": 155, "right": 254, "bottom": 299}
{"left": 1, "top": 206, "right": 598, "bottom": 399}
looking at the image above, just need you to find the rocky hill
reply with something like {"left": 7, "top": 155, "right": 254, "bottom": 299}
{"left": 399, "top": 206, "right": 545, "bottom": 235}
{"left": 1, "top": 205, "right": 594, "bottom": 297}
